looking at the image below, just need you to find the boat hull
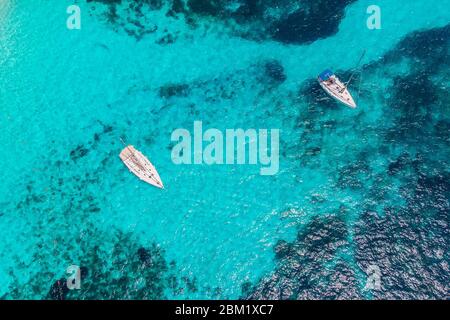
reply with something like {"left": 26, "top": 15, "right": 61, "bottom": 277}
{"left": 318, "top": 75, "right": 357, "bottom": 108}
{"left": 120, "top": 145, "right": 164, "bottom": 189}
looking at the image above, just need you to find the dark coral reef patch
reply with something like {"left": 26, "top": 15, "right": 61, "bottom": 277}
{"left": 48, "top": 235, "right": 175, "bottom": 300}
{"left": 263, "top": 59, "right": 287, "bottom": 84}
{"left": 354, "top": 203, "right": 449, "bottom": 299}
{"left": 246, "top": 214, "right": 361, "bottom": 299}
{"left": 271, "top": 0, "right": 357, "bottom": 44}
{"left": 86, "top": 0, "right": 357, "bottom": 44}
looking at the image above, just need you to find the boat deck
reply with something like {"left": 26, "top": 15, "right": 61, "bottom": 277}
{"left": 120, "top": 145, "right": 164, "bottom": 189}
{"left": 318, "top": 75, "right": 357, "bottom": 108}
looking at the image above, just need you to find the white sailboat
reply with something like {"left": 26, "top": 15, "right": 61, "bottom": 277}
{"left": 318, "top": 70, "right": 357, "bottom": 108}
{"left": 318, "top": 51, "right": 365, "bottom": 109}
{"left": 119, "top": 144, "right": 164, "bottom": 189}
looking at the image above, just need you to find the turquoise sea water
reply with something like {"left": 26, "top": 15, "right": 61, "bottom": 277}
{"left": 0, "top": 0, "right": 448, "bottom": 299}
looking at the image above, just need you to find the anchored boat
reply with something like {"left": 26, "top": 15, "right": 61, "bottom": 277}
{"left": 318, "top": 51, "right": 366, "bottom": 109}
{"left": 119, "top": 144, "right": 164, "bottom": 189}
{"left": 318, "top": 69, "right": 357, "bottom": 108}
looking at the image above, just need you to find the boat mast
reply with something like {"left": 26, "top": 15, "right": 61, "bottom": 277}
{"left": 345, "top": 50, "right": 366, "bottom": 88}
{"left": 119, "top": 137, "right": 128, "bottom": 148}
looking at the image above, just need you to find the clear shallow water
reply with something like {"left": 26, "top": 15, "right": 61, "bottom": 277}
{"left": 0, "top": 0, "right": 448, "bottom": 299}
